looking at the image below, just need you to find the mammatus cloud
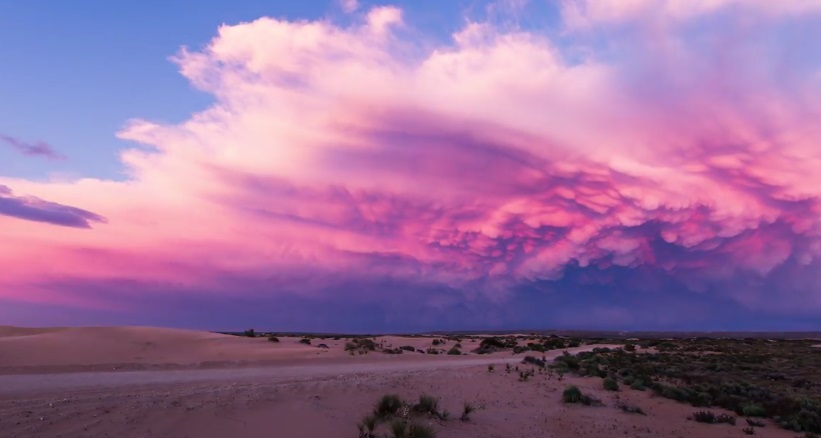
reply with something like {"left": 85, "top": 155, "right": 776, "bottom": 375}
{"left": 0, "top": 184, "right": 106, "bottom": 228}
{"left": 0, "top": 133, "right": 66, "bottom": 160}
{"left": 1, "top": 1, "right": 820, "bottom": 329}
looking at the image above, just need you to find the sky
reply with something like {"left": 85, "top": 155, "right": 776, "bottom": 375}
{"left": 1, "top": 0, "right": 820, "bottom": 332}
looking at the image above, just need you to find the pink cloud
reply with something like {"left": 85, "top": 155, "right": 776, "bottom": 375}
{"left": 1, "top": 3, "right": 820, "bottom": 325}
{"left": 560, "top": 0, "right": 821, "bottom": 29}
{"left": 340, "top": 0, "right": 359, "bottom": 14}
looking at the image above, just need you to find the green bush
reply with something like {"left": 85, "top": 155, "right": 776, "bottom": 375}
{"left": 563, "top": 386, "right": 582, "bottom": 403}
{"left": 562, "top": 386, "right": 602, "bottom": 406}
{"left": 389, "top": 419, "right": 408, "bottom": 438}
{"left": 413, "top": 395, "right": 439, "bottom": 415}
{"left": 375, "top": 394, "right": 404, "bottom": 419}
{"left": 743, "top": 404, "right": 768, "bottom": 417}
{"left": 630, "top": 381, "right": 646, "bottom": 391}
{"left": 603, "top": 377, "right": 619, "bottom": 391}
{"left": 358, "top": 414, "right": 379, "bottom": 437}
{"left": 408, "top": 422, "right": 437, "bottom": 438}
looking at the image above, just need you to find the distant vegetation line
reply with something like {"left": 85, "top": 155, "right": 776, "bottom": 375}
{"left": 217, "top": 329, "right": 821, "bottom": 340}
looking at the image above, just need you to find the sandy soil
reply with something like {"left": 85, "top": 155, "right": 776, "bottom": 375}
{"left": 0, "top": 327, "right": 795, "bottom": 438}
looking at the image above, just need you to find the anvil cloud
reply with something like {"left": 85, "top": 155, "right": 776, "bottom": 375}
{"left": 1, "top": 1, "right": 820, "bottom": 331}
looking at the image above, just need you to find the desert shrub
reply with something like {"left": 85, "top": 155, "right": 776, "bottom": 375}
{"left": 267, "top": 334, "right": 279, "bottom": 342}
{"left": 475, "top": 336, "right": 518, "bottom": 354}
{"left": 432, "top": 339, "right": 442, "bottom": 346}
{"left": 603, "top": 377, "right": 619, "bottom": 391}
{"left": 630, "top": 381, "right": 646, "bottom": 391}
{"left": 523, "top": 356, "right": 546, "bottom": 368}
{"left": 243, "top": 328, "right": 256, "bottom": 338}
{"left": 746, "top": 418, "right": 765, "bottom": 427}
{"left": 389, "top": 419, "right": 408, "bottom": 438}
{"left": 743, "top": 404, "right": 768, "bottom": 417}
{"left": 527, "top": 343, "right": 546, "bottom": 352}
{"left": 413, "top": 395, "right": 437, "bottom": 413}
{"left": 346, "top": 338, "right": 378, "bottom": 354}
{"left": 447, "top": 347, "right": 461, "bottom": 355}
{"left": 518, "top": 369, "right": 535, "bottom": 382}
{"left": 624, "top": 343, "right": 636, "bottom": 352}
{"left": 375, "top": 394, "right": 404, "bottom": 418}
{"left": 717, "top": 414, "right": 737, "bottom": 425}
{"left": 399, "top": 345, "right": 416, "bottom": 352}
{"left": 743, "top": 426, "right": 755, "bottom": 435}
{"left": 460, "top": 402, "right": 476, "bottom": 422}
{"left": 561, "top": 386, "right": 602, "bottom": 406}
{"left": 480, "top": 337, "right": 507, "bottom": 349}
{"left": 690, "top": 410, "right": 736, "bottom": 425}
{"left": 552, "top": 352, "right": 581, "bottom": 370}
{"left": 408, "top": 422, "right": 437, "bottom": 438}
{"left": 412, "top": 394, "right": 449, "bottom": 420}
{"left": 299, "top": 338, "right": 311, "bottom": 345}
{"left": 425, "top": 347, "right": 439, "bottom": 355}
{"left": 563, "top": 386, "right": 582, "bottom": 403}
{"left": 358, "top": 414, "right": 379, "bottom": 437}
{"left": 487, "top": 364, "right": 495, "bottom": 372}
{"left": 690, "top": 410, "right": 717, "bottom": 423}
{"left": 616, "top": 401, "right": 646, "bottom": 415}
{"left": 780, "top": 401, "right": 821, "bottom": 432}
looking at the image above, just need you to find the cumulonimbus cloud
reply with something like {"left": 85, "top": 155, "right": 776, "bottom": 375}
{"left": 1, "top": 1, "right": 820, "bottom": 329}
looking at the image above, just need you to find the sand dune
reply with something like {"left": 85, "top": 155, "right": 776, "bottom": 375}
{"left": 0, "top": 326, "right": 337, "bottom": 370}
{"left": 0, "top": 325, "right": 64, "bottom": 338}
{"left": 0, "top": 327, "right": 523, "bottom": 372}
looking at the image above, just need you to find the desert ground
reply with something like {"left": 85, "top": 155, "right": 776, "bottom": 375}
{"left": 0, "top": 326, "right": 808, "bottom": 438}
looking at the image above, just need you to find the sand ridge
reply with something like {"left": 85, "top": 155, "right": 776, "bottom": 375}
{"left": 0, "top": 326, "right": 343, "bottom": 371}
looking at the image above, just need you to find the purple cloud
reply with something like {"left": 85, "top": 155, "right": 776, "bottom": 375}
{"left": 0, "top": 133, "right": 66, "bottom": 160}
{"left": 0, "top": 184, "right": 106, "bottom": 229}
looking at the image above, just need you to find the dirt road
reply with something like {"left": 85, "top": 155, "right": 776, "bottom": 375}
{"left": 0, "top": 355, "right": 526, "bottom": 397}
